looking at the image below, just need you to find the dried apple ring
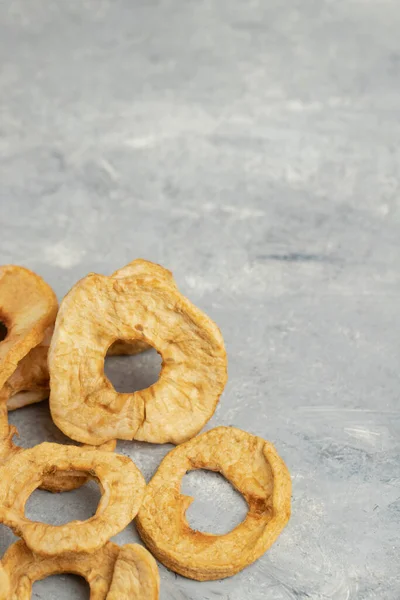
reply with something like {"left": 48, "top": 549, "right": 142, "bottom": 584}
{"left": 136, "top": 426, "right": 291, "bottom": 581}
{"left": 1, "top": 326, "right": 52, "bottom": 411}
{"left": 0, "top": 442, "right": 146, "bottom": 556}
{"left": 0, "top": 540, "right": 159, "bottom": 600}
{"left": 0, "top": 266, "right": 58, "bottom": 390}
{"left": 49, "top": 259, "right": 227, "bottom": 446}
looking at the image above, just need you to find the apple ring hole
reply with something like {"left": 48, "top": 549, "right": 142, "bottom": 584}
{"left": 104, "top": 346, "right": 162, "bottom": 393}
{"left": 0, "top": 320, "right": 8, "bottom": 342}
{"left": 32, "top": 575, "right": 89, "bottom": 599}
{"left": 181, "top": 469, "right": 248, "bottom": 535}
{"left": 25, "top": 479, "right": 101, "bottom": 525}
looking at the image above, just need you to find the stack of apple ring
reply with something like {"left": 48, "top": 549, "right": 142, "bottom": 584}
{"left": 0, "top": 260, "right": 291, "bottom": 598}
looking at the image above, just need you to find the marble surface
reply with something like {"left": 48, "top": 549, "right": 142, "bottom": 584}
{"left": 1, "top": 0, "right": 400, "bottom": 598}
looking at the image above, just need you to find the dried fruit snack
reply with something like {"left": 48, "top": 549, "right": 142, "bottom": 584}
{"left": 49, "top": 259, "right": 227, "bottom": 445}
{"left": 0, "top": 266, "right": 57, "bottom": 452}
{"left": 0, "top": 442, "right": 146, "bottom": 556}
{"left": 1, "top": 326, "right": 52, "bottom": 411}
{"left": 0, "top": 540, "right": 159, "bottom": 599}
{"left": 136, "top": 426, "right": 291, "bottom": 581}
{"left": 0, "top": 266, "right": 58, "bottom": 390}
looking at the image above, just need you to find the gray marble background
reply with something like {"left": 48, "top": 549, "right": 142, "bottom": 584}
{"left": 1, "top": 0, "right": 400, "bottom": 598}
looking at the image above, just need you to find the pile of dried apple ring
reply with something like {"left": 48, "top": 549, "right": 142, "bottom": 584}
{"left": 0, "top": 260, "right": 291, "bottom": 598}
